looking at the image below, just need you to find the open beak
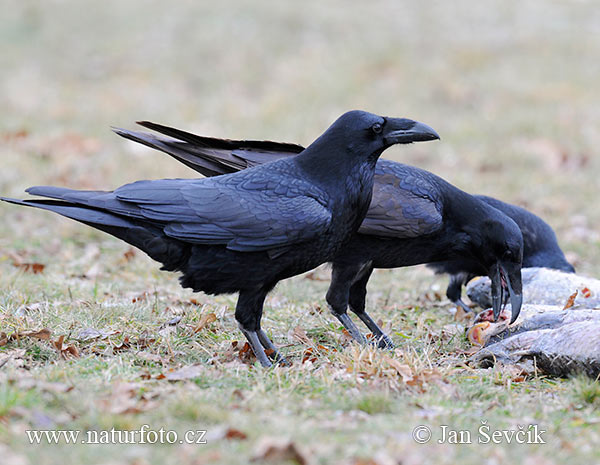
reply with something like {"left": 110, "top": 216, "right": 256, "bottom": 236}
{"left": 489, "top": 261, "right": 523, "bottom": 324}
{"left": 383, "top": 119, "right": 440, "bottom": 145}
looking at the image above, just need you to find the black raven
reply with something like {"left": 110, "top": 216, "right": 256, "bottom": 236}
{"left": 2, "top": 111, "right": 440, "bottom": 366}
{"left": 428, "top": 196, "right": 574, "bottom": 311}
{"left": 113, "top": 124, "right": 525, "bottom": 348}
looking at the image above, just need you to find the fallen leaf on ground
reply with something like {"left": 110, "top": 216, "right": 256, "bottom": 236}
{"left": 224, "top": 428, "right": 248, "bottom": 440}
{"left": 98, "top": 382, "right": 156, "bottom": 415}
{"left": 252, "top": 438, "right": 310, "bottom": 465}
{"left": 112, "top": 336, "right": 131, "bottom": 353}
{"left": 15, "top": 378, "right": 73, "bottom": 393}
{"left": 165, "top": 364, "right": 204, "bottom": 381}
{"left": 304, "top": 270, "right": 328, "bottom": 281}
{"left": 76, "top": 327, "right": 120, "bottom": 341}
{"left": 160, "top": 316, "right": 183, "bottom": 329}
{"left": 290, "top": 326, "right": 312, "bottom": 345}
{"left": 83, "top": 263, "right": 102, "bottom": 279}
{"left": 121, "top": 248, "right": 136, "bottom": 263}
{"left": 4, "top": 328, "right": 52, "bottom": 344}
{"left": 0, "top": 349, "right": 26, "bottom": 369}
{"left": 52, "top": 335, "right": 79, "bottom": 358}
{"left": 2, "top": 129, "right": 29, "bottom": 142}
{"left": 193, "top": 312, "right": 217, "bottom": 333}
{"left": 23, "top": 328, "right": 52, "bottom": 340}
{"left": 453, "top": 306, "right": 473, "bottom": 323}
{"left": 238, "top": 341, "right": 256, "bottom": 363}
{"left": 383, "top": 355, "right": 413, "bottom": 383}
{"left": 131, "top": 291, "right": 151, "bottom": 303}
{"left": 15, "top": 302, "right": 46, "bottom": 317}
{"left": 12, "top": 262, "right": 45, "bottom": 274}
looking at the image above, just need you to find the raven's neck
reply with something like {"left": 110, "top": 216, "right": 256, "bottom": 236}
{"left": 294, "top": 134, "right": 381, "bottom": 192}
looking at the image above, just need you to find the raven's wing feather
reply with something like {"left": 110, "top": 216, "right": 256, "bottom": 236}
{"left": 27, "top": 171, "right": 331, "bottom": 253}
{"left": 358, "top": 162, "right": 443, "bottom": 238}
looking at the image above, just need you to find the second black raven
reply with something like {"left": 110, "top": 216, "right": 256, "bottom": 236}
{"left": 428, "top": 196, "right": 574, "bottom": 311}
{"left": 2, "top": 111, "right": 440, "bottom": 366}
{"left": 113, "top": 123, "right": 527, "bottom": 348}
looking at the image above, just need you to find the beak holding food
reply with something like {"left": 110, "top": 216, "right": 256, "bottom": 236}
{"left": 489, "top": 261, "right": 523, "bottom": 324}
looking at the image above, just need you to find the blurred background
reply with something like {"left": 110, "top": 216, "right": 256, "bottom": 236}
{"left": 2, "top": 0, "right": 598, "bottom": 273}
{"left": 2, "top": 2, "right": 600, "bottom": 464}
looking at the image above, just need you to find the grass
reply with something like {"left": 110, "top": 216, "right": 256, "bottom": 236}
{"left": 1, "top": 1, "right": 600, "bottom": 464}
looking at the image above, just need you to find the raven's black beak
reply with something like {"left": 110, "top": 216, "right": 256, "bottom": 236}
{"left": 384, "top": 119, "right": 440, "bottom": 145}
{"left": 489, "top": 261, "right": 523, "bottom": 324}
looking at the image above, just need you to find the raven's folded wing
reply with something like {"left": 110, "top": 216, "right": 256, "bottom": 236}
{"left": 358, "top": 168, "right": 443, "bottom": 238}
{"left": 27, "top": 174, "right": 332, "bottom": 253}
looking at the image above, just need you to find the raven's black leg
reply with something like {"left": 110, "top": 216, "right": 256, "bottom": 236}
{"left": 446, "top": 273, "right": 473, "bottom": 313}
{"left": 235, "top": 289, "right": 274, "bottom": 367}
{"left": 348, "top": 265, "right": 394, "bottom": 349}
{"left": 239, "top": 326, "right": 272, "bottom": 367}
{"left": 326, "top": 263, "right": 367, "bottom": 345}
{"left": 257, "top": 330, "right": 288, "bottom": 364}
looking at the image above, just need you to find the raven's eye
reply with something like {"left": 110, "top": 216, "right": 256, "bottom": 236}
{"left": 371, "top": 123, "right": 383, "bottom": 134}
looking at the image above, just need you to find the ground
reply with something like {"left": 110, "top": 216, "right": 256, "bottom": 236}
{"left": 1, "top": 1, "right": 599, "bottom": 464}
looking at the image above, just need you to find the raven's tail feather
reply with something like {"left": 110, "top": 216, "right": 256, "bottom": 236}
{"left": 1, "top": 197, "right": 188, "bottom": 272}
{"left": 112, "top": 127, "right": 233, "bottom": 177}
{"left": 112, "top": 124, "right": 304, "bottom": 178}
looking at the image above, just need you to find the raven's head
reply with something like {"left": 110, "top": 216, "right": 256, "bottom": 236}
{"left": 305, "top": 110, "right": 440, "bottom": 166}
{"left": 466, "top": 213, "right": 524, "bottom": 324}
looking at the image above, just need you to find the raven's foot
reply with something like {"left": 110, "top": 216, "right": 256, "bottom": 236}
{"left": 239, "top": 327, "right": 273, "bottom": 367}
{"left": 330, "top": 309, "right": 368, "bottom": 345}
{"left": 351, "top": 309, "right": 395, "bottom": 349}
{"left": 257, "top": 329, "right": 289, "bottom": 365}
{"left": 453, "top": 298, "right": 473, "bottom": 313}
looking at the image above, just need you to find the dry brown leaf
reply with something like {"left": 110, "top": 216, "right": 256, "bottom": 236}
{"left": 304, "top": 270, "right": 328, "bottom": 281}
{"left": 302, "top": 347, "right": 317, "bottom": 364}
{"left": 98, "top": 382, "right": 156, "bottom": 415}
{"left": 13, "top": 262, "right": 45, "bottom": 274}
{"left": 19, "top": 328, "right": 52, "bottom": 341}
{"left": 563, "top": 290, "right": 578, "bottom": 310}
{"left": 2, "top": 129, "right": 29, "bottom": 142}
{"left": 16, "top": 378, "right": 73, "bottom": 393}
{"left": 122, "top": 247, "right": 136, "bottom": 262}
{"left": 291, "top": 326, "right": 312, "bottom": 345}
{"left": 252, "top": 438, "right": 310, "bottom": 465}
{"left": 165, "top": 364, "right": 204, "bottom": 381}
{"left": 112, "top": 336, "right": 131, "bottom": 353}
{"left": 406, "top": 369, "right": 443, "bottom": 392}
{"left": 224, "top": 428, "right": 248, "bottom": 440}
{"left": 383, "top": 355, "right": 413, "bottom": 383}
{"left": 350, "top": 455, "right": 397, "bottom": 465}
{"left": 131, "top": 291, "right": 151, "bottom": 303}
{"left": 83, "top": 262, "right": 102, "bottom": 279}
{"left": 454, "top": 305, "right": 473, "bottom": 323}
{"left": 52, "top": 335, "right": 79, "bottom": 359}
{"left": 238, "top": 341, "right": 256, "bottom": 363}
{"left": 76, "top": 327, "right": 120, "bottom": 341}
{"left": 193, "top": 312, "right": 217, "bottom": 333}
